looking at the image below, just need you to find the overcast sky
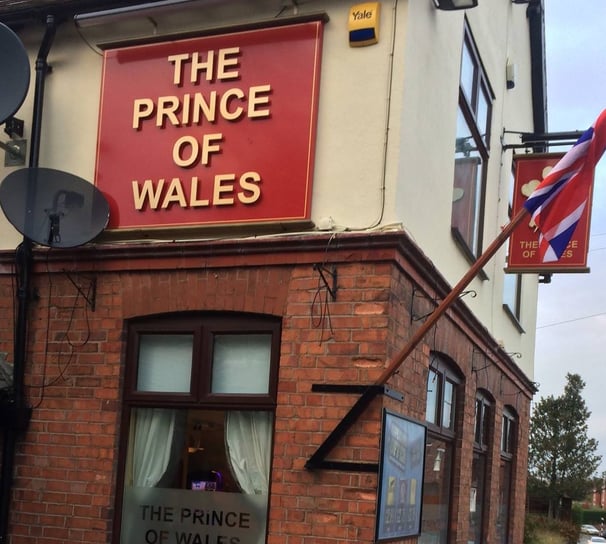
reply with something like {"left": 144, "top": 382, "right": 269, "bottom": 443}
{"left": 534, "top": 0, "right": 606, "bottom": 475}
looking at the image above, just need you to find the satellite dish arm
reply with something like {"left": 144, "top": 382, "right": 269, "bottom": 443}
{"left": 0, "top": 140, "right": 24, "bottom": 159}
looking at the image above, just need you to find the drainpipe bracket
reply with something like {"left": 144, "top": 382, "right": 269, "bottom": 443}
{"left": 0, "top": 399, "right": 31, "bottom": 432}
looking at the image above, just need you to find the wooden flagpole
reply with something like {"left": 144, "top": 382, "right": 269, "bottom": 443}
{"left": 374, "top": 206, "right": 529, "bottom": 385}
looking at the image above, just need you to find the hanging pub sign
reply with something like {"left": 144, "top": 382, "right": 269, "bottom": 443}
{"left": 94, "top": 21, "right": 324, "bottom": 230}
{"left": 506, "top": 153, "right": 592, "bottom": 273}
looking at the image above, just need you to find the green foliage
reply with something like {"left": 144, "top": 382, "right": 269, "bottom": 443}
{"left": 524, "top": 514, "right": 539, "bottom": 544}
{"left": 524, "top": 513, "right": 540, "bottom": 544}
{"left": 572, "top": 503, "right": 606, "bottom": 526}
{"left": 528, "top": 373, "right": 601, "bottom": 517}
{"left": 524, "top": 514, "right": 579, "bottom": 544}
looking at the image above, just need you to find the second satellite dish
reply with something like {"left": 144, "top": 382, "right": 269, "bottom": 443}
{"left": 0, "top": 23, "right": 30, "bottom": 126}
{"left": 0, "top": 168, "right": 110, "bottom": 248}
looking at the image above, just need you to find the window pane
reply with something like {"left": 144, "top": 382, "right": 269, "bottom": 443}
{"left": 442, "top": 380, "right": 455, "bottom": 430}
{"left": 211, "top": 334, "right": 272, "bottom": 394}
{"left": 460, "top": 41, "right": 475, "bottom": 106}
{"left": 420, "top": 438, "right": 452, "bottom": 544}
{"left": 452, "top": 108, "right": 483, "bottom": 255}
{"left": 469, "top": 452, "right": 486, "bottom": 544}
{"left": 496, "top": 461, "right": 512, "bottom": 544}
{"left": 501, "top": 416, "right": 508, "bottom": 452}
{"left": 426, "top": 369, "right": 439, "bottom": 425}
{"left": 503, "top": 272, "right": 520, "bottom": 318}
{"left": 474, "top": 399, "right": 484, "bottom": 445}
{"left": 477, "top": 85, "right": 490, "bottom": 146}
{"left": 137, "top": 334, "right": 193, "bottom": 392}
{"left": 501, "top": 414, "right": 516, "bottom": 454}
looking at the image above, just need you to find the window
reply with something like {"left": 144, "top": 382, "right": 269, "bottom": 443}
{"left": 469, "top": 391, "right": 493, "bottom": 544}
{"left": 451, "top": 24, "right": 493, "bottom": 258}
{"left": 501, "top": 408, "right": 516, "bottom": 456}
{"left": 420, "top": 354, "right": 462, "bottom": 544}
{"left": 116, "top": 314, "right": 281, "bottom": 544}
{"left": 425, "top": 368, "right": 457, "bottom": 434}
{"left": 503, "top": 273, "right": 522, "bottom": 321}
{"left": 474, "top": 395, "right": 490, "bottom": 448}
{"left": 497, "top": 408, "right": 517, "bottom": 544}
{"left": 503, "top": 169, "right": 523, "bottom": 322}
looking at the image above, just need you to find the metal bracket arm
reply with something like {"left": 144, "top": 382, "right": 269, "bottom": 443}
{"left": 313, "top": 264, "right": 337, "bottom": 300}
{"left": 64, "top": 270, "right": 97, "bottom": 312}
{"left": 305, "top": 384, "right": 403, "bottom": 471}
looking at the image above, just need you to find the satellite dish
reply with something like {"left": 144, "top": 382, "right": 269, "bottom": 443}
{"left": 0, "top": 167, "right": 110, "bottom": 248}
{"left": 0, "top": 23, "right": 30, "bottom": 126}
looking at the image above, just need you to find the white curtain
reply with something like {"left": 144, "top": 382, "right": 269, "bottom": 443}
{"left": 225, "top": 411, "right": 272, "bottom": 495}
{"left": 132, "top": 408, "right": 179, "bottom": 487}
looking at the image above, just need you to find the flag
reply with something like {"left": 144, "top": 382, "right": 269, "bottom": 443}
{"left": 523, "top": 109, "right": 606, "bottom": 262}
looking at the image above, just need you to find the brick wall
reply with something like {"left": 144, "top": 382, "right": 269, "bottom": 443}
{"left": 0, "top": 232, "right": 533, "bottom": 544}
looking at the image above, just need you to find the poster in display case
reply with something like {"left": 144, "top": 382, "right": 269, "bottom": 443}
{"left": 375, "top": 410, "right": 426, "bottom": 541}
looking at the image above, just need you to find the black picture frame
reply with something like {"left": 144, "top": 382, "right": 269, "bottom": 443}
{"left": 375, "top": 410, "right": 427, "bottom": 541}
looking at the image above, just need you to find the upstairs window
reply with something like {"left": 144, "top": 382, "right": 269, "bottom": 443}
{"left": 503, "top": 169, "right": 523, "bottom": 323}
{"left": 451, "top": 23, "right": 494, "bottom": 259}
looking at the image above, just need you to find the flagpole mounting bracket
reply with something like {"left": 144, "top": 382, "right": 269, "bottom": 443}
{"left": 410, "top": 285, "right": 436, "bottom": 323}
{"left": 305, "top": 384, "right": 403, "bottom": 472}
{"left": 502, "top": 129, "right": 584, "bottom": 150}
{"left": 411, "top": 288, "right": 475, "bottom": 323}
{"left": 313, "top": 264, "right": 337, "bottom": 300}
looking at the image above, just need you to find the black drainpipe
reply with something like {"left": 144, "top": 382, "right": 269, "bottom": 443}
{"left": 526, "top": 0, "right": 547, "bottom": 140}
{"left": 0, "top": 15, "right": 56, "bottom": 544}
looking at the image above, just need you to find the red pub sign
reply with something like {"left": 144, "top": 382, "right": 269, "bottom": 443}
{"left": 94, "top": 21, "right": 324, "bottom": 230}
{"left": 507, "top": 153, "right": 592, "bottom": 273}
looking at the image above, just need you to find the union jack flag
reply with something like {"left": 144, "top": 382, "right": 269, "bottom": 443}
{"left": 523, "top": 109, "right": 606, "bottom": 262}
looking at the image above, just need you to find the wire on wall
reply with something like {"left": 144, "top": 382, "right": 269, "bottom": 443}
{"left": 310, "top": 234, "right": 338, "bottom": 343}
{"left": 30, "top": 252, "right": 93, "bottom": 409}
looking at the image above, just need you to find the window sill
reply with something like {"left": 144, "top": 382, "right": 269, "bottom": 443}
{"left": 502, "top": 303, "right": 525, "bottom": 334}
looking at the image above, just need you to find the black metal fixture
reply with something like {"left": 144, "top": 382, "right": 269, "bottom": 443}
{"left": 502, "top": 130, "right": 585, "bottom": 151}
{"left": 433, "top": 0, "right": 478, "bottom": 10}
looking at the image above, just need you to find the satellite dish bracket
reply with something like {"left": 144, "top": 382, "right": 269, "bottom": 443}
{"left": 1, "top": 113, "right": 26, "bottom": 167}
{"left": 4, "top": 117, "right": 24, "bottom": 138}
{"left": 64, "top": 270, "right": 97, "bottom": 312}
{"left": 0, "top": 139, "right": 26, "bottom": 166}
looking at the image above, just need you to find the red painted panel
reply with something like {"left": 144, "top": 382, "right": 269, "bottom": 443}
{"left": 95, "top": 22, "right": 324, "bottom": 230}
